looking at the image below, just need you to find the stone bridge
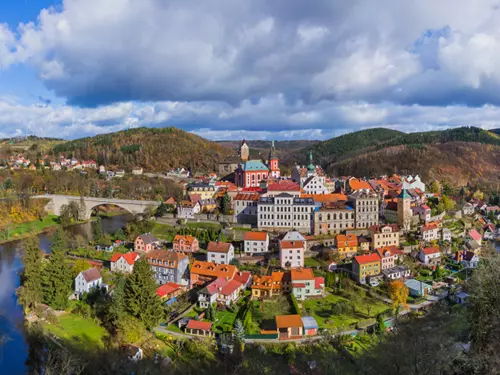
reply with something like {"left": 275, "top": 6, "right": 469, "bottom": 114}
{"left": 32, "top": 194, "right": 160, "bottom": 219}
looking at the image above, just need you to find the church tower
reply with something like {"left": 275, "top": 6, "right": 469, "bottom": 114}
{"left": 239, "top": 140, "right": 249, "bottom": 162}
{"left": 268, "top": 140, "right": 280, "bottom": 178}
{"left": 397, "top": 185, "right": 412, "bottom": 231}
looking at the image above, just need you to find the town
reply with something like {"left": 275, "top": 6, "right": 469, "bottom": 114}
{"left": 14, "top": 139, "right": 500, "bottom": 373}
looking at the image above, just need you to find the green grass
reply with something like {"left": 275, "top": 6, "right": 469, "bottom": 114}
{"left": 250, "top": 296, "right": 294, "bottom": 332}
{"left": 186, "top": 222, "right": 221, "bottom": 230}
{"left": 43, "top": 313, "right": 108, "bottom": 350}
{"left": 1, "top": 215, "right": 59, "bottom": 240}
{"left": 151, "top": 222, "right": 176, "bottom": 240}
{"left": 162, "top": 324, "right": 183, "bottom": 334}
{"left": 304, "top": 257, "right": 327, "bottom": 268}
{"left": 302, "top": 291, "right": 390, "bottom": 330}
{"left": 213, "top": 310, "right": 237, "bottom": 333}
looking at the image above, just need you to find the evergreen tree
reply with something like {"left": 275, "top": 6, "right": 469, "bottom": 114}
{"left": 92, "top": 216, "right": 103, "bottom": 243}
{"left": 42, "top": 232, "right": 72, "bottom": 310}
{"left": 124, "top": 258, "right": 164, "bottom": 330}
{"left": 221, "top": 193, "right": 231, "bottom": 215}
{"left": 109, "top": 276, "right": 126, "bottom": 326}
{"left": 154, "top": 202, "right": 169, "bottom": 218}
{"left": 114, "top": 228, "right": 126, "bottom": 241}
{"left": 17, "top": 237, "right": 43, "bottom": 312}
{"left": 205, "top": 304, "right": 215, "bottom": 321}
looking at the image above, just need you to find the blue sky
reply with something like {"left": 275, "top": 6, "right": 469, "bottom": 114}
{"left": 0, "top": 0, "right": 500, "bottom": 140}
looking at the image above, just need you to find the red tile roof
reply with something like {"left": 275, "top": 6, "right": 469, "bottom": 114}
{"left": 110, "top": 252, "right": 139, "bottom": 265}
{"left": 291, "top": 268, "right": 314, "bottom": 281}
{"left": 267, "top": 181, "right": 301, "bottom": 192}
{"left": 244, "top": 232, "right": 268, "bottom": 241}
{"left": 207, "top": 241, "right": 232, "bottom": 253}
{"left": 219, "top": 279, "right": 242, "bottom": 295}
{"left": 276, "top": 314, "right": 303, "bottom": 328}
{"left": 314, "top": 277, "right": 324, "bottom": 289}
{"left": 468, "top": 229, "right": 482, "bottom": 241}
{"left": 422, "top": 222, "right": 440, "bottom": 231}
{"left": 421, "top": 247, "right": 440, "bottom": 255}
{"left": 280, "top": 240, "right": 305, "bottom": 249}
{"left": 186, "top": 320, "right": 212, "bottom": 331}
{"left": 156, "top": 282, "right": 182, "bottom": 297}
{"left": 354, "top": 253, "right": 381, "bottom": 264}
{"left": 81, "top": 268, "right": 102, "bottom": 282}
{"left": 190, "top": 261, "right": 237, "bottom": 279}
{"left": 292, "top": 282, "right": 306, "bottom": 288}
{"left": 234, "top": 193, "right": 260, "bottom": 201}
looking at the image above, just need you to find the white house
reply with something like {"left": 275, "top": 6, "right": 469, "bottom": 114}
{"left": 418, "top": 247, "right": 441, "bottom": 264}
{"left": 382, "top": 265, "right": 411, "bottom": 280}
{"left": 403, "top": 175, "right": 426, "bottom": 192}
{"left": 243, "top": 231, "right": 269, "bottom": 255}
{"left": 207, "top": 241, "right": 235, "bottom": 265}
{"left": 412, "top": 205, "right": 431, "bottom": 223}
{"left": 75, "top": 268, "right": 104, "bottom": 296}
{"left": 421, "top": 223, "right": 440, "bottom": 242}
{"left": 441, "top": 228, "right": 452, "bottom": 242}
{"left": 110, "top": 252, "right": 140, "bottom": 273}
{"left": 302, "top": 175, "right": 329, "bottom": 195}
{"left": 460, "top": 251, "right": 480, "bottom": 269}
{"left": 280, "top": 240, "right": 305, "bottom": 268}
{"left": 462, "top": 202, "right": 475, "bottom": 216}
{"left": 177, "top": 201, "right": 201, "bottom": 219}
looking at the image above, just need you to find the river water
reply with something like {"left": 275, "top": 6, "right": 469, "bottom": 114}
{"left": 0, "top": 215, "right": 132, "bottom": 374}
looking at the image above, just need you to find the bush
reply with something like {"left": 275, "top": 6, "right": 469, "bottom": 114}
{"left": 290, "top": 294, "right": 301, "bottom": 315}
{"left": 420, "top": 269, "right": 432, "bottom": 277}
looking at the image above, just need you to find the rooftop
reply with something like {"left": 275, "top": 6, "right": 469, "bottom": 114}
{"left": 244, "top": 231, "right": 268, "bottom": 241}
{"left": 80, "top": 268, "right": 102, "bottom": 283}
{"left": 276, "top": 314, "right": 303, "bottom": 328}
{"left": 354, "top": 253, "right": 381, "bottom": 264}
{"left": 207, "top": 241, "right": 233, "bottom": 253}
{"left": 186, "top": 320, "right": 212, "bottom": 331}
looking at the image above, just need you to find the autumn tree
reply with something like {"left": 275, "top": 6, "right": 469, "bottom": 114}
{"left": 71, "top": 259, "right": 91, "bottom": 278}
{"left": 17, "top": 237, "right": 43, "bottom": 312}
{"left": 388, "top": 280, "right": 409, "bottom": 312}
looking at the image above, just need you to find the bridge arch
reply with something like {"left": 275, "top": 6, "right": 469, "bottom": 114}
{"left": 85, "top": 202, "right": 136, "bottom": 219}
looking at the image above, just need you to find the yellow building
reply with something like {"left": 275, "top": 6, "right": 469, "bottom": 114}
{"left": 186, "top": 182, "right": 215, "bottom": 200}
{"left": 335, "top": 234, "right": 358, "bottom": 259}
{"left": 352, "top": 253, "right": 381, "bottom": 284}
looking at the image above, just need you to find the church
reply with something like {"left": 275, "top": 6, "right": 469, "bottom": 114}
{"left": 234, "top": 140, "right": 280, "bottom": 188}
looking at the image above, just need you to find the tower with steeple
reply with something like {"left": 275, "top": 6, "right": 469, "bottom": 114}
{"left": 239, "top": 140, "right": 249, "bottom": 162}
{"left": 397, "top": 182, "right": 412, "bottom": 231}
{"left": 268, "top": 140, "right": 280, "bottom": 178}
{"left": 306, "top": 151, "right": 316, "bottom": 177}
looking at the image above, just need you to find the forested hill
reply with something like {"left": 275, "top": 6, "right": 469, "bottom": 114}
{"left": 310, "top": 126, "right": 500, "bottom": 189}
{"left": 53, "top": 127, "right": 232, "bottom": 173}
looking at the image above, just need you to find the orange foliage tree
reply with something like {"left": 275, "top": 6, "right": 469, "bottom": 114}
{"left": 388, "top": 280, "right": 409, "bottom": 312}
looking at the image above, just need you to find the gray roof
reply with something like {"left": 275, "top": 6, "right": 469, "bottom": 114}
{"left": 283, "top": 231, "right": 306, "bottom": 242}
{"left": 405, "top": 279, "right": 431, "bottom": 291}
{"left": 139, "top": 233, "right": 159, "bottom": 245}
{"left": 301, "top": 316, "right": 318, "bottom": 330}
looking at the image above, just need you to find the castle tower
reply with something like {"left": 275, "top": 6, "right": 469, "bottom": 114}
{"left": 239, "top": 140, "right": 249, "bottom": 162}
{"left": 397, "top": 185, "right": 412, "bottom": 231}
{"left": 268, "top": 140, "right": 280, "bottom": 178}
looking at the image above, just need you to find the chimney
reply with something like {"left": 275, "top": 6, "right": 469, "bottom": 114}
{"left": 225, "top": 276, "right": 229, "bottom": 281}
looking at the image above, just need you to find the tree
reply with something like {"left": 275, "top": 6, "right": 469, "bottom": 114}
{"left": 433, "top": 265, "right": 443, "bottom": 280}
{"left": 154, "top": 202, "right": 169, "bottom": 218}
{"left": 221, "top": 193, "right": 231, "bottom": 215}
{"left": 92, "top": 216, "right": 103, "bottom": 242}
{"left": 114, "top": 228, "right": 126, "bottom": 241}
{"left": 268, "top": 258, "right": 280, "bottom": 270}
{"left": 3, "top": 178, "right": 12, "bottom": 190}
{"left": 108, "top": 276, "right": 126, "bottom": 326}
{"left": 442, "top": 195, "right": 456, "bottom": 211}
{"left": 233, "top": 318, "right": 245, "bottom": 353}
{"left": 230, "top": 258, "right": 240, "bottom": 266}
{"left": 472, "top": 189, "right": 484, "bottom": 201}
{"left": 205, "top": 304, "right": 215, "bottom": 321}
{"left": 17, "top": 237, "right": 43, "bottom": 312}
{"left": 377, "top": 313, "right": 385, "bottom": 333}
{"left": 124, "top": 258, "right": 164, "bottom": 330}
{"left": 430, "top": 181, "right": 440, "bottom": 194}
{"left": 71, "top": 259, "right": 91, "bottom": 278}
{"left": 388, "top": 280, "right": 409, "bottom": 313}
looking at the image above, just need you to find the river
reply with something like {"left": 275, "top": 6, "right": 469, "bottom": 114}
{"left": 0, "top": 215, "right": 132, "bottom": 374}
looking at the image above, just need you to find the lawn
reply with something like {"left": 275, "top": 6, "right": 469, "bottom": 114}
{"left": 213, "top": 309, "right": 237, "bottom": 333}
{"left": 152, "top": 222, "right": 176, "bottom": 240}
{"left": 304, "top": 257, "right": 327, "bottom": 268}
{"left": 302, "top": 291, "right": 390, "bottom": 331}
{"left": 43, "top": 313, "right": 108, "bottom": 350}
{"left": 1, "top": 215, "right": 59, "bottom": 241}
{"left": 186, "top": 222, "right": 221, "bottom": 230}
{"left": 249, "top": 296, "right": 294, "bottom": 332}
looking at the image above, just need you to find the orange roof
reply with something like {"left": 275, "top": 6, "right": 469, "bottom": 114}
{"left": 276, "top": 314, "right": 303, "bottom": 328}
{"left": 244, "top": 232, "right": 268, "bottom": 241}
{"left": 234, "top": 193, "right": 260, "bottom": 201}
{"left": 252, "top": 271, "right": 284, "bottom": 290}
{"left": 336, "top": 234, "right": 358, "bottom": 248}
{"left": 207, "top": 241, "right": 232, "bottom": 253}
{"left": 291, "top": 268, "right": 314, "bottom": 281}
{"left": 376, "top": 246, "right": 400, "bottom": 258}
{"left": 267, "top": 181, "right": 301, "bottom": 192}
{"left": 110, "top": 252, "right": 139, "bottom": 265}
{"left": 156, "top": 282, "right": 182, "bottom": 297}
{"left": 219, "top": 279, "right": 242, "bottom": 295}
{"left": 354, "top": 253, "right": 381, "bottom": 264}
{"left": 349, "top": 179, "right": 373, "bottom": 191}
{"left": 173, "top": 235, "right": 197, "bottom": 245}
{"left": 186, "top": 320, "right": 212, "bottom": 331}
{"left": 300, "top": 193, "right": 348, "bottom": 203}
{"left": 421, "top": 247, "right": 440, "bottom": 255}
{"left": 280, "top": 240, "right": 305, "bottom": 249}
{"left": 190, "top": 261, "right": 237, "bottom": 279}
{"left": 146, "top": 250, "right": 187, "bottom": 268}
{"left": 422, "top": 222, "right": 440, "bottom": 231}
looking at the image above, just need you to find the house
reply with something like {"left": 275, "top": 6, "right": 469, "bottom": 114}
{"left": 375, "top": 246, "right": 401, "bottom": 270}
{"left": 233, "top": 193, "right": 260, "bottom": 225}
{"left": 233, "top": 271, "right": 252, "bottom": 290}
{"left": 405, "top": 279, "right": 432, "bottom": 297}
{"left": 455, "top": 291, "right": 469, "bottom": 304}
{"left": 185, "top": 320, "right": 214, "bottom": 337}
{"left": 301, "top": 316, "right": 319, "bottom": 336}
{"left": 132, "top": 167, "right": 143, "bottom": 175}
{"left": 280, "top": 240, "right": 305, "bottom": 268}
{"left": 467, "top": 229, "right": 482, "bottom": 248}
{"left": 156, "top": 282, "right": 184, "bottom": 300}
{"left": 418, "top": 247, "right": 441, "bottom": 265}
{"left": 177, "top": 200, "right": 201, "bottom": 219}
{"left": 134, "top": 233, "right": 160, "bottom": 253}
{"left": 186, "top": 182, "right": 215, "bottom": 200}
{"left": 335, "top": 234, "right": 358, "bottom": 259}
{"left": 462, "top": 202, "right": 475, "bottom": 216}
{"left": 276, "top": 314, "right": 303, "bottom": 339}
{"left": 352, "top": 253, "right": 381, "bottom": 284}
{"left": 173, "top": 235, "right": 199, "bottom": 253}
{"left": 197, "top": 277, "right": 227, "bottom": 308}
{"left": 441, "top": 228, "right": 452, "bottom": 242}
{"left": 251, "top": 271, "right": 287, "bottom": 298}
{"left": 74, "top": 268, "right": 104, "bottom": 296}
{"left": 257, "top": 194, "right": 315, "bottom": 233}
{"left": 110, "top": 252, "right": 140, "bottom": 273}
{"left": 243, "top": 231, "right": 269, "bottom": 255}
{"left": 234, "top": 160, "right": 270, "bottom": 188}
{"left": 207, "top": 241, "right": 235, "bottom": 265}
{"left": 189, "top": 261, "right": 237, "bottom": 288}
{"left": 421, "top": 222, "right": 440, "bottom": 242}
{"left": 412, "top": 205, "right": 431, "bottom": 223}
{"left": 358, "top": 237, "right": 371, "bottom": 252}
{"left": 302, "top": 175, "right": 329, "bottom": 195}
{"left": 146, "top": 250, "right": 189, "bottom": 285}
{"left": 217, "top": 279, "right": 243, "bottom": 306}
{"left": 370, "top": 224, "right": 400, "bottom": 250}
{"left": 290, "top": 268, "right": 324, "bottom": 300}
{"left": 457, "top": 250, "right": 480, "bottom": 269}
{"left": 382, "top": 265, "right": 410, "bottom": 280}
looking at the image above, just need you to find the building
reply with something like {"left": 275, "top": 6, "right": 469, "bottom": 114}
{"left": 375, "top": 246, "right": 400, "bottom": 270}
{"left": 441, "top": 228, "right": 452, "bottom": 242}
{"left": 218, "top": 159, "right": 240, "bottom": 175}
{"left": 257, "top": 194, "right": 316, "bottom": 233}
{"left": 462, "top": 202, "right": 475, "bottom": 216}
{"left": 185, "top": 320, "right": 214, "bottom": 337}
{"left": 75, "top": 268, "right": 103, "bottom": 296}
{"left": 156, "top": 282, "right": 184, "bottom": 300}
{"left": 186, "top": 182, "right": 215, "bottom": 200}
{"left": 173, "top": 235, "right": 199, "bottom": 253}
{"left": 239, "top": 140, "right": 249, "bottom": 162}
{"left": 402, "top": 175, "right": 426, "bottom": 192}
{"left": 280, "top": 240, "right": 305, "bottom": 268}
{"left": 110, "top": 252, "right": 140, "bottom": 273}
{"left": 313, "top": 202, "right": 355, "bottom": 235}
{"left": 264, "top": 181, "right": 301, "bottom": 197}
{"left": 234, "top": 160, "right": 269, "bottom": 188}
{"left": 405, "top": 279, "right": 432, "bottom": 297}
{"left": 383, "top": 201, "right": 398, "bottom": 223}
{"left": 412, "top": 205, "right": 431, "bottom": 223}
{"left": 467, "top": 229, "right": 482, "bottom": 248}
{"left": 207, "top": 241, "right": 235, "bottom": 265}
{"left": 177, "top": 200, "right": 201, "bottom": 219}
{"left": 352, "top": 253, "right": 381, "bottom": 284}
{"left": 217, "top": 279, "right": 243, "bottom": 306}
{"left": 370, "top": 224, "right": 400, "bottom": 250}
{"left": 268, "top": 140, "right": 280, "bottom": 178}
{"left": 290, "top": 268, "right": 324, "bottom": 300}
{"left": 421, "top": 222, "right": 440, "bottom": 242}
{"left": 189, "top": 261, "right": 237, "bottom": 288}
{"left": 243, "top": 231, "right": 269, "bottom": 255}
{"left": 276, "top": 314, "right": 303, "bottom": 339}
{"left": 302, "top": 175, "right": 329, "bottom": 195}
{"left": 348, "top": 190, "right": 379, "bottom": 229}
{"left": 251, "top": 271, "right": 287, "bottom": 298}
{"left": 335, "top": 234, "right": 358, "bottom": 259}
{"left": 301, "top": 316, "right": 319, "bottom": 336}
{"left": 397, "top": 188, "right": 413, "bottom": 231}
{"left": 418, "top": 247, "right": 441, "bottom": 264}
{"left": 232, "top": 193, "right": 259, "bottom": 225}
{"left": 382, "top": 265, "right": 410, "bottom": 280}
{"left": 291, "top": 151, "right": 326, "bottom": 188}
{"left": 458, "top": 251, "right": 479, "bottom": 269}
{"left": 146, "top": 250, "right": 189, "bottom": 285}
{"left": 197, "top": 278, "right": 226, "bottom": 308}
{"left": 134, "top": 233, "right": 160, "bottom": 253}
{"left": 132, "top": 167, "right": 143, "bottom": 175}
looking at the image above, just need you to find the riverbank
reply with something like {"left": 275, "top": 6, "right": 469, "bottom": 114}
{"left": 0, "top": 215, "right": 60, "bottom": 244}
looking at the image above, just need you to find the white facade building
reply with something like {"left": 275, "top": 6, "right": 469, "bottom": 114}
{"left": 75, "top": 268, "right": 103, "bottom": 296}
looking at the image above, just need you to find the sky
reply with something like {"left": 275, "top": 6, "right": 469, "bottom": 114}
{"left": 1, "top": 1, "right": 500, "bottom": 140}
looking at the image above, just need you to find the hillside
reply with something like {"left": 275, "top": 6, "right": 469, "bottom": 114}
{"left": 312, "top": 127, "right": 500, "bottom": 189}
{"left": 52, "top": 127, "right": 232, "bottom": 173}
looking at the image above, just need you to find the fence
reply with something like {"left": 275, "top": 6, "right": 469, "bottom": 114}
{"left": 245, "top": 333, "right": 278, "bottom": 340}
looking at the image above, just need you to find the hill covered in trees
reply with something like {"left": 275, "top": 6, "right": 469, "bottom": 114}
{"left": 53, "top": 127, "right": 232, "bottom": 173}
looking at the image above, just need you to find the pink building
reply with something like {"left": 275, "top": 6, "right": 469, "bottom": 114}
{"left": 234, "top": 160, "right": 270, "bottom": 188}
{"left": 279, "top": 240, "right": 305, "bottom": 268}
{"left": 134, "top": 233, "right": 160, "bottom": 253}
{"left": 173, "top": 235, "right": 199, "bottom": 253}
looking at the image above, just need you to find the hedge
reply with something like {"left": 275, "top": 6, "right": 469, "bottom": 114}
{"left": 290, "top": 294, "right": 301, "bottom": 315}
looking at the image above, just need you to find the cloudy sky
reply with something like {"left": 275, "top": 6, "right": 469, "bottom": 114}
{"left": 1, "top": 0, "right": 500, "bottom": 140}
